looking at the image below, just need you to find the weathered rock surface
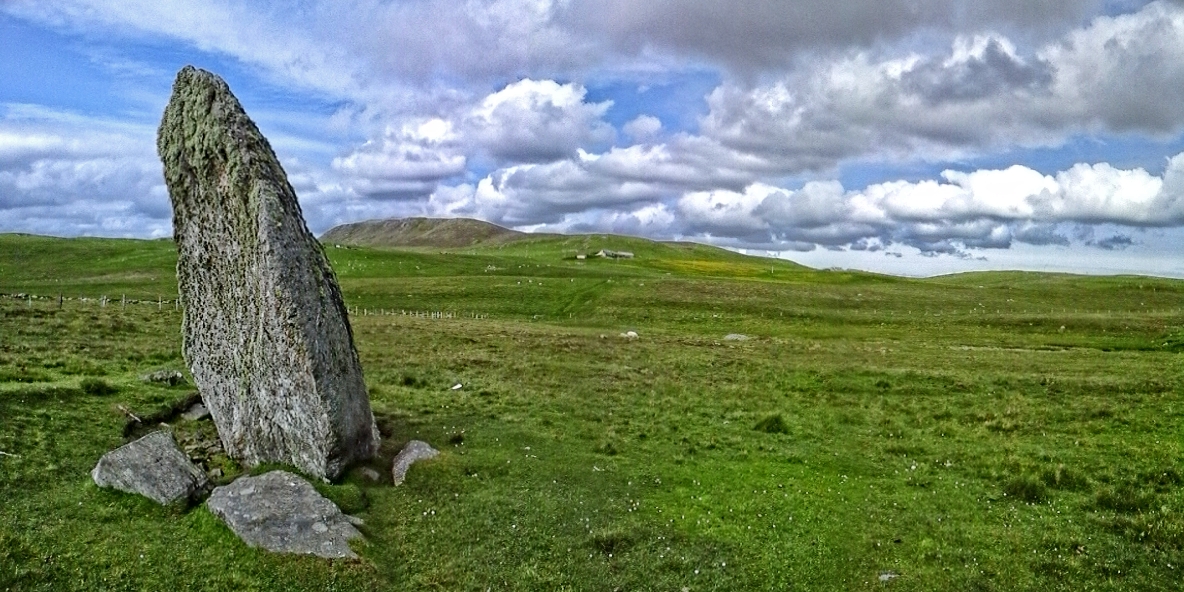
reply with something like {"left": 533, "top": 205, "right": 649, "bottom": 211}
{"left": 141, "top": 369, "right": 186, "bottom": 386}
{"left": 92, "top": 431, "right": 211, "bottom": 504}
{"left": 206, "top": 471, "right": 363, "bottom": 559}
{"left": 157, "top": 66, "right": 379, "bottom": 480}
{"left": 391, "top": 440, "right": 440, "bottom": 485}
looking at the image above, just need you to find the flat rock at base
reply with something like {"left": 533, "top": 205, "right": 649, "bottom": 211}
{"left": 158, "top": 66, "right": 379, "bottom": 480}
{"left": 723, "top": 333, "right": 749, "bottom": 341}
{"left": 391, "top": 440, "right": 439, "bottom": 486}
{"left": 92, "top": 431, "right": 210, "bottom": 505}
{"left": 206, "top": 471, "right": 363, "bottom": 559}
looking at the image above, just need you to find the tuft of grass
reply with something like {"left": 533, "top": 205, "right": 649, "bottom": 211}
{"left": 1003, "top": 474, "right": 1049, "bottom": 503}
{"left": 79, "top": 377, "right": 118, "bottom": 396}
{"left": 1095, "top": 484, "right": 1157, "bottom": 514}
{"left": 1041, "top": 464, "right": 1090, "bottom": 491}
{"left": 589, "top": 528, "right": 635, "bottom": 556}
{"left": 317, "top": 482, "right": 369, "bottom": 515}
{"left": 753, "top": 413, "right": 790, "bottom": 435}
{"left": 401, "top": 373, "right": 426, "bottom": 388}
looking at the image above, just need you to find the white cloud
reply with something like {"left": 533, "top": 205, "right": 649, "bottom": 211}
{"left": 330, "top": 119, "right": 466, "bottom": 197}
{"left": 465, "top": 79, "right": 614, "bottom": 163}
{"left": 623, "top": 115, "right": 662, "bottom": 141}
{"left": 663, "top": 154, "right": 1184, "bottom": 253}
{"left": 0, "top": 105, "right": 169, "bottom": 236}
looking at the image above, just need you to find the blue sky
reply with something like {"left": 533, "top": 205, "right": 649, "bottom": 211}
{"left": 3, "top": 1, "right": 1184, "bottom": 277}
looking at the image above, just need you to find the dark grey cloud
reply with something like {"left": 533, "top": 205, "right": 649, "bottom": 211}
{"left": 1092, "top": 234, "right": 1136, "bottom": 249}
{"left": 562, "top": 0, "right": 1103, "bottom": 71}
{"left": 703, "top": 3, "right": 1184, "bottom": 173}
{"left": 1013, "top": 223, "right": 1071, "bottom": 245}
{"left": 902, "top": 38, "right": 1054, "bottom": 103}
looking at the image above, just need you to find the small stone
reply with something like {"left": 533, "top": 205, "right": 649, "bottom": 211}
{"left": 92, "top": 431, "right": 210, "bottom": 505}
{"left": 391, "top": 440, "right": 440, "bottom": 486}
{"left": 181, "top": 402, "right": 210, "bottom": 421}
{"left": 141, "top": 370, "right": 186, "bottom": 386}
{"left": 723, "top": 333, "right": 749, "bottom": 341}
{"left": 359, "top": 467, "right": 382, "bottom": 482}
{"left": 206, "top": 471, "right": 363, "bottom": 559}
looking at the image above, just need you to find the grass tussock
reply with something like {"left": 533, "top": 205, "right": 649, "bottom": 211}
{"left": 753, "top": 413, "right": 790, "bottom": 435}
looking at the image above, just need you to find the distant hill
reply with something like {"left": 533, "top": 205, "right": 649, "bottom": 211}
{"left": 320, "top": 217, "right": 535, "bottom": 248}
{"left": 318, "top": 217, "right": 814, "bottom": 274}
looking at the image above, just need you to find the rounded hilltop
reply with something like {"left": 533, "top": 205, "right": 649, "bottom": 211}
{"left": 321, "top": 217, "right": 534, "bottom": 249}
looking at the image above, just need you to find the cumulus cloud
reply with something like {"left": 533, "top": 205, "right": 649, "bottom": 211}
{"left": 622, "top": 115, "right": 662, "bottom": 141}
{"left": 0, "top": 105, "right": 170, "bottom": 236}
{"left": 702, "top": 2, "right": 1184, "bottom": 171}
{"left": 654, "top": 155, "right": 1184, "bottom": 253}
{"left": 330, "top": 78, "right": 618, "bottom": 206}
{"left": 330, "top": 118, "right": 465, "bottom": 199}
{"left": 465, "top": 79, "right": 614, "bottom": 163}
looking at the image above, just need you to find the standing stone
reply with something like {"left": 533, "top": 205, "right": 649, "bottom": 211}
{"left": 158, "top": 66, "right": 379, "bottom": 480}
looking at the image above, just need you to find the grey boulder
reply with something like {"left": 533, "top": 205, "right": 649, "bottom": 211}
{"left": 206, "top": 471, "right": 363, "bottom": 559}
{"left": 391, "top": 440, "right": 440, "bottom": 486}
{"left": 92, "top": 431, "right": 210, "bottom": 505}
{"left": 158, "top": 66, "right": 379, "bottom": 480}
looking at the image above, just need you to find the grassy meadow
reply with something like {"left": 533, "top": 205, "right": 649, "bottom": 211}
{"left": 1, "top": 232, "right": 1184, "bottom": 590}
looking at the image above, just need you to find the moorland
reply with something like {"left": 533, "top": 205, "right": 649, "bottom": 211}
{"left": 1, "top": 228, "right": 1183, "bottom": 591}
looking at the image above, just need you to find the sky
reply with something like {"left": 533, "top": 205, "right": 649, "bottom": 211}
{"left": 3, "top": 0, "right": 1184, "bottom": 277}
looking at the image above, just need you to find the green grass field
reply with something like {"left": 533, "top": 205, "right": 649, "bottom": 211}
{"left": 1, "top": 232, "right": 1183, "bottom": 590}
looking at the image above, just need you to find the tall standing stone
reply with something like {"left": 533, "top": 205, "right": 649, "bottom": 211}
{"left": 158, "top": 66, "right": 379, "bottom": 480}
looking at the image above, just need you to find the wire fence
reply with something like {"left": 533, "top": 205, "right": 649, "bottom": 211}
{"left": 0, "top": 292, "right": 492, "bottom": 321}
{"left": 2, "top": 292, "right": 1179, "bottom": 324}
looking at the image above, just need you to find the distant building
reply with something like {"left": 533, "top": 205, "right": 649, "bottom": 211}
{"left": 594, "top": 249, "right": 634, "bottom": 259}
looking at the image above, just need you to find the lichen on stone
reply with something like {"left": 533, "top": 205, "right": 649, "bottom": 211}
{"left": 158, "top": 66, "right": 379, "bottom": 481}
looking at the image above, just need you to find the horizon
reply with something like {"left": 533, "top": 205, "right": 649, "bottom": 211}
{"left": 8, "top": 215, "right": 1184, "bottom": 281}
{"left": 3, "top": 2, "right": 1184, "bottom": 277}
